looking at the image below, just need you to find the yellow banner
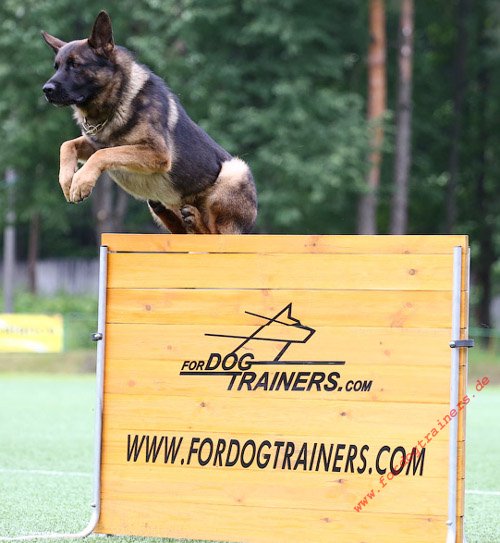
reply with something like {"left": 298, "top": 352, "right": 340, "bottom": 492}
{"left": 0, "top": 314, "right": 63, "bottom": 353}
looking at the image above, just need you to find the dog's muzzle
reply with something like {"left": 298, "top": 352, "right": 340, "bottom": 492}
{"left": 42, "top": 81, "right": 58, "bottom": 101}
{"left": 42, "top": 80, "right": 82, "bottom": 106}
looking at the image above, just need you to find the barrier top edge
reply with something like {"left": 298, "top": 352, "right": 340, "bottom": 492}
{"left": 101, "top": 234, "right": 469, "bottom": 254}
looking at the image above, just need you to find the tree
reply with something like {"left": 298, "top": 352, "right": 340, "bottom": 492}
{"left": 0, "top": 0, "right": 499, "bottom": 342}
{"left": 445, "top": 0, "right": 470, "bottom": 232}
{"left": 358, "top": 0, "right": 386, "bottom": 234}
{"left": 465, "top": 1, "right": 499, "bottom": 345}
{"left": 0, "top": 0, "right": 371, "bottom": 256}
{"left": 90, "top": 174, "right": 129, "bottom": 243}
{"left": 390, "top": 0, "right": 414, "bottom": 234}
{"left": 0, "top": 0, "right": 114, "bottom": 261}
{"left": 152, "top": 0, "right": 370, "bottom": 234}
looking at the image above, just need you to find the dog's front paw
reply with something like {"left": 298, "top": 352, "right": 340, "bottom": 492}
{"left": 69, "top": 170, "right": 96, "bottom": 203}
{"left": 59, "top": 168, "right": 75, "bottom": 202}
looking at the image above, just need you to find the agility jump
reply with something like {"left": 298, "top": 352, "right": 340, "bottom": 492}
{"left": 85, "top": 233, "right": 470, "bottom": 543}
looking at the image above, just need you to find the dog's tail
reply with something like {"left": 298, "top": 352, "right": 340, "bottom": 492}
{"left": 207, "top": 157, "right": 258, "bottom": 234}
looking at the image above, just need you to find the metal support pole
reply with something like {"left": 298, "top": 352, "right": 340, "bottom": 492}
{"left": 0, "top": 245, "right": 108, "bottom": 541}
{"left": 446, "top": 246, "right": 463, "bottom": 543}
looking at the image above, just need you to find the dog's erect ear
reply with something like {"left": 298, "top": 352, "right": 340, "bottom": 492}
{"left": 88, "top": 11, "right": 114, "bottom": 56}
{"left": 41, "top": 31, "right": 67, "bottom": 53}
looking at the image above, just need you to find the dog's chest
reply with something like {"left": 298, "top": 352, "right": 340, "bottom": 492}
{"left": 108, "top": 170, "right": 181, "bottom": 206}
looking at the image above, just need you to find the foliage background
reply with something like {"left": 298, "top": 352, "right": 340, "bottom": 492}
{"left": 0, "top": 0, "right": 499, "bottom": 330}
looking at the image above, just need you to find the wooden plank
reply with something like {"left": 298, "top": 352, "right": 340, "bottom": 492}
{"left": 101, "top": 393, "right": 456, "bottom": 441}
{"left": 103, "top": 358, "right": 452, "bottom": 404}
{"left": 107, "top": 253, "right": 455, "bottom": 290}
{"left": 99, "top": 464, "right": 448, "bottom": 516}
{"left": 106, "top": 288, "right": 453, "bottom": 328}
{"left": 102, "top": 233, "right": 468, "bottom": 255}
{"left": 457, "top": 476, "right": 465, "bottom": 517}
{"left": 455, "top": 272, "right": 469, "bottom": 528}
{"left": 457, "top": 517, "right": 464, "bottom": 543}
{"left": 104, "top": 323, "right": 453, "bottom": 366}
{"left": 95, "top": 500, "right": 448, "bottom": 542}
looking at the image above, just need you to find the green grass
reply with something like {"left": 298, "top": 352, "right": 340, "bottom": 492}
{"left": 468, "top": 345, "right": 500, "bottom": 384}
{"left": 463, "top": 385, "right": 500, "bottom": 543}
{"left": 0, "top": 374, "right": 218, "bottom": 543}
{"left": 0, "top": 374, "right": 499, "bottom": 543}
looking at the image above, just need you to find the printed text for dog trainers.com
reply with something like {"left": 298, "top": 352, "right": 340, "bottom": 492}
{"left": 353, "top": 376, "right": 490, "bottom": 512}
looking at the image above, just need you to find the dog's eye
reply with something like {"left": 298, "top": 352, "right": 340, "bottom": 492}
{"left": 67, "top": 58, "right": 79, "bottom": 70}
{"left": 53, "top": 62, "right": 59, "bottom": 71}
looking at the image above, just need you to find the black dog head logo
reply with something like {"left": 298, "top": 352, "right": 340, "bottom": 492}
{"left": 206, "top": 304, "right": 315, "bottom": 362}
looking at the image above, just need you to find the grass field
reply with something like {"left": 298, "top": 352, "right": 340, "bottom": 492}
{"left": 1, "top": 370, "right": 499, "bottom": 543}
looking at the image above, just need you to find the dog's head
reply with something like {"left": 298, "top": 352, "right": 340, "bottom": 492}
{"left": 41, "top": 11, "right": 116, "bottom": 107}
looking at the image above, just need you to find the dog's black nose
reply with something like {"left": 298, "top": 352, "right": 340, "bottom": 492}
{"left": 42, "top": 82, "right": 57, "bottom": 96}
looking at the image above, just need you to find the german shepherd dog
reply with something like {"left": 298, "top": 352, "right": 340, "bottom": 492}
{"left": 41, "top": 11, "right": 257, "bottom": 234}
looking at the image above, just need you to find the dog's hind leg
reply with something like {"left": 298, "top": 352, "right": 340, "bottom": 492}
{"left": 173, "top": 157, "right": 258, "bottom": 234}
{"left": 148, "top": 200, "right": 187, "bottom": 233}
{"left": 204, "top": 158, "right": 258, "bottom": 234}
{"left": 181, "top": 205, "right": 211, "bottom": 234}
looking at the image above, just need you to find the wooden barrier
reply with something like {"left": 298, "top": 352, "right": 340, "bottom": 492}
{"left": 95, "top": 234, "right": 470, "bottom": 543}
